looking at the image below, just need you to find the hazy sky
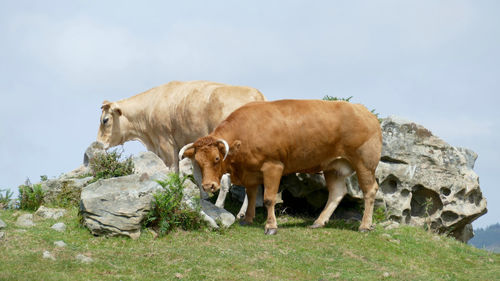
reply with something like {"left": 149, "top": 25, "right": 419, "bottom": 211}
{"left": 1, "top": 1, "right": 498, "bottom": 228}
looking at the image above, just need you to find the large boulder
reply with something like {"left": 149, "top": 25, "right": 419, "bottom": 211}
{"left": 278, "top": 116, "right": 486, "bottom": 242}
{"left": 80, "top": 174, "right": 163, "bottom": 239}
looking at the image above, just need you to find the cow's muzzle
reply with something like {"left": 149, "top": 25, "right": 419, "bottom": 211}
{"left": 202, "top": 182, "right": 219, "bottom": 193}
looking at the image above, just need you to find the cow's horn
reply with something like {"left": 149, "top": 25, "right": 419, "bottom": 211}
{"left": 216, "top": 139, "right": 230, "bottom": 161}
{"left": 179, "top": 143, "right": 194, "bottom": 160}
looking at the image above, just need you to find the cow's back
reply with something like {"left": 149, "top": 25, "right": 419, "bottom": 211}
{"left": 215, "top": 99, "right": 381, "bottom": 174}
{"left": 152, "top": 80, "right": 265, "bottom": 148}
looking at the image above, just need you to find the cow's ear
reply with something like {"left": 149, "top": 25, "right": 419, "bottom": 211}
{"left": 109, "top": 103, "right": 122, "bottom": 116}
{"left": 230, "top": 140, "right": 242, "bottom": 155}
{"left": 113, "top": 107, "right": 122, "bottom": 116}
{"left": 101, "top": 100, "right": 111, "bottom": 110}
{"left": 182, "top": 147, "right": 196, "bottom": 159}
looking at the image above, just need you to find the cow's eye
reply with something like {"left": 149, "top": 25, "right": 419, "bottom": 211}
{"left": 215, "top": 156, "right": 220, "bottom": 163}
{"left": 102, "top": 118, "right": 109, "bottom": 125}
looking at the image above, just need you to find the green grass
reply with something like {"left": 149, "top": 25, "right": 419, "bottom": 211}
{"left": 0, "top": 207, "right": 498, "bottom": 281}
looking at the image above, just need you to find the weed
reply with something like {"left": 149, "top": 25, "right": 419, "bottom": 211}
{"left": 373, "top": 205, "right": 388, "bottom": 224}
{"left": 144, "top": 173, "right": 206, "bottom": 236}
{"left": 18, "top": 183, "right": 44, "bottom": 211}
{"left": 422, "top": 197, "right": 434, "bottom": 232}
{"left": 88, "top": 148, "right": 134, "bottom": 183}
{"left": 323, "top": 95, "right": 381, "bottom": 122}
{"left": 323, "top": 95, "right": 353, "bottom": 102}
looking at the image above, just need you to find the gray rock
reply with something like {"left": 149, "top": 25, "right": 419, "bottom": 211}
{"left": 59, "top": 164, "right": 91, "bottom": 180}
{"left": 34, "top": 206, "right": 66, "bottom": 220}
{"left": 83, "top": 141, "right": 106, "bottom": 167}
{"left": 43, "top": 251, "right": 56, "bottom": 261}
{"left": 0, "top": 219, "right": 6, "bottom": 229}
{"left": 0, "top": 231, "right": 4, "bottom": 240}
{"left": 54, "top": 240, "right": 67, "bottom": 247}
{"left": 132, "top": 151, "right": 171, "bottom": 177}
{"left": 80, "top": 174, "right": 163, "bottom": 239}
{"left": 40, "top": 177, "right": 92, "bottom": 206}
{"left": 200, "top": 200, "right": 235, "bottom": 228}
{"left": 51, "top": 222, "right": 66, "bottom": 232}
{"left": 75, "top": 254, "right": 93, "bottom": 264}
{"left": 15, "top": 214, "right": 35, "bottom": 227}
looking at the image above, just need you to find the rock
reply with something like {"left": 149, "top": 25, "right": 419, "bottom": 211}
{"left": 381, "top": 233, "right": 392, "bottom": 239}
{"left": 132, "top": 151, "right": 171, "bottom": 177}
{"left": 40, "top": 177, "right": 92, "bottom": 207}
{"left": 51, "top": 222, "right": 66, "bottom": 232}
{"left": 80, "top": 174, "right": 163, "bottom": 239}
{"left": 375, "top": 116, "right": 486, "bottom": 242}
{"left": 200, "top": 200, "right": 235, "bottom": 228}
{"left": 15, "top": 214, "right": 35, "bottom": 227}
{"left": 54, "top": 240, "right": 67, "bottom": 247}
{"left": 75, "top": 254, "right": 93, "bottom": 264}
{"left": 0, "top": 232, "right": 4, "bottom": 240}
{"left": 83, "top": 141, "right": 106, "bottom": 167}
{"left": 0, "top": 219, "right": 6, "bottom": 229}
{"left": 43, "top": 251, "right": 56, "bottom": 261}
{"left": 277, "top": 116, "right": 486, "bottom": 242}
{"left": 59, "top": 165, "right": 91, "bottom": 180}
{"left": 34, "top": 206, "right": 66, "bottom": 220}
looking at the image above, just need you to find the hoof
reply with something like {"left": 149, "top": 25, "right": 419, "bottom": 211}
{"left": 239, "top": 220, "right": 252, "bottom": 226}
{"left": 359, "top": 225, "right": 375, "bottom": 232}
{"left": 264, "top": 228, "right": 277, "bottom": 235}
{"left": 308, "top": 223, "right": 324, "bottom": 229}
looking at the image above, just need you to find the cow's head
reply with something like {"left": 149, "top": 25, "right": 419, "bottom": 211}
{"left": 97, "top": 100, "right": 124, "bottom": 149}
{"left": 180, "top": 136, "right": 238, "bottom": 193}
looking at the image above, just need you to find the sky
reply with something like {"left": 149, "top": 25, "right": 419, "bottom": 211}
{"left": 0, "top": 1, "right": 498, "bottom": 228}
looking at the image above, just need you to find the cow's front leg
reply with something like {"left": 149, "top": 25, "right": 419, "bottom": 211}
{"left": 261, "top": 161, "right": 284, "bottom": 235}
{"left": 241, "top": 185, "right": 258, "bottom": 225}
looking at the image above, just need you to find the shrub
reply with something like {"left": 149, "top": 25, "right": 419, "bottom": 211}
{"left": 18, "top": 183, "right": 44, "bottom": 211}
{"left": 144, "top": 173, "right": 205, "bottom": 236}
{"left": 88, "top": 148, "right": 134, "bottom": 183}
{"left": 0, "top": 188, "right": 14, "bottom": 209}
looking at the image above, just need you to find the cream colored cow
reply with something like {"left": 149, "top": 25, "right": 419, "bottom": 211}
{"left": 97, "top": 80, "right": 266, "bottom": 172}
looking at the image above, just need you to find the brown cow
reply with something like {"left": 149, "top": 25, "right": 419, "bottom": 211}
{"left": 180, "top": 99, "right": 382, "bottom": 235}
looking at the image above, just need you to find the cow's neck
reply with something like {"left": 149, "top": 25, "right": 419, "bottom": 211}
{"left": 116, "top": 97, "right": 159, "bottom": 153}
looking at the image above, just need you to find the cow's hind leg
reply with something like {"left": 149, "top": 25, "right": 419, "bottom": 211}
{"left": 261, "top": 161, "right": 284, "bottom": 235}
{"left": 310, "top": 170, "right": 347, "bottom": 228}
{"left": 356, "top": 166, "right": 379, "bottom": 232}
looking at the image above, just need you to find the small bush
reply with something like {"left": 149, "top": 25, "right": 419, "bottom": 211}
{"left": 144, "top": 173, "right": 205, "bottom": 236}
{"left": 18, "top": 183, "right": 44, "bottom": 211}
{"left": 0, "top": 188, "right": 14, "bottom": 209}
{"left": 89, "top": 149, "right": 134, "bottom": 183}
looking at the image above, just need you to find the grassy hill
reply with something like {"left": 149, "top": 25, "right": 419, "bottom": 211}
{"left": 0, "top": 207, "right": 498, "bottom": 281}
